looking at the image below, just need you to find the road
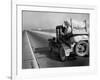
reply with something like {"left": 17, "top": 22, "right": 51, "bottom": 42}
{"left": 22, "top": 30, "right": 89, "bottom": 69}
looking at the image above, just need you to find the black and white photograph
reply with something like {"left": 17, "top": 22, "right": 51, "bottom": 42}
{"left": 0, "top": 0, "right": 99, "bottom": 80}
{"left": 22, "top": 11, "right": 89, "bottom": 69}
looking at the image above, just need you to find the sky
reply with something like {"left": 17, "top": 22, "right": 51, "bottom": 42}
{"left": 22, "top": 11, "right": 89, "bottom": 30}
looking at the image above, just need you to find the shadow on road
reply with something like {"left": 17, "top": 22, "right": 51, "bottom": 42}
{"left": 34, "top": 47, "right": 89, "bottom": 67}
{"left": 34, "top": 47, "right": 62, "bottom": 61}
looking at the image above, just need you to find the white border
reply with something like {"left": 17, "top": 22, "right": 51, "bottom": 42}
{"left": 12, "top": 3, "right": 97, "bottom": 80}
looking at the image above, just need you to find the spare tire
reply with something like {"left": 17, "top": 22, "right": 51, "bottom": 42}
{"left": 75, "top": 40, "right": 89, "bottom": 57}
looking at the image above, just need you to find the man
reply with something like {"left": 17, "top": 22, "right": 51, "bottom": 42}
{"left": 56, "top": 20, "right": 71, "bottom": 37}
{"left": 56, "top": 20, "right": 72, "bottom": 48}
{"left": 63, "top": 20, "right": 72, "bottom": 36}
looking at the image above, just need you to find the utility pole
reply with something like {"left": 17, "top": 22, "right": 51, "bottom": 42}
{"left": 84, "top": 20, "right": 87, "bottom": 32}
{"left": 70, "top": 18, "right": 72, "bottom": 33}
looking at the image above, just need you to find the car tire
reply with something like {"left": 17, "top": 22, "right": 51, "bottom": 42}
{"left": 75, "top": 40, "right": 89, "bottom": 57}
{"left": 59, "top": 47, "right": 66, "bottom": 61}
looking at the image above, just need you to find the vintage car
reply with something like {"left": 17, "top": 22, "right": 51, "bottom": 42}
{"left": 48, "top": 19, "right": 89, "bottom": 61}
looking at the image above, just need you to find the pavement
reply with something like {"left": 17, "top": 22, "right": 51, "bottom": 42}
{"left": 22, "top": 30, "right": 89, "bottom": 69}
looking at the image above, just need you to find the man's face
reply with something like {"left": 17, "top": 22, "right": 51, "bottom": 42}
{"left": 64, "top": 21, "right": 69, "bottom": 26}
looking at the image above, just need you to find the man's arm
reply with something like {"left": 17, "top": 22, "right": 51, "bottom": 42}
{"left": 60, "top": 28, "right": 64, "bottom": 35}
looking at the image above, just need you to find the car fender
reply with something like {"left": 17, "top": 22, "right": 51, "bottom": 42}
{"left": 73, "top": 35, "right": 88, "bottom": 42}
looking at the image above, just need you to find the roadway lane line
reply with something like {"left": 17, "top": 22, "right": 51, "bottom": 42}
{"left": 25, "top": 31, "right": 39, "bottom": 68}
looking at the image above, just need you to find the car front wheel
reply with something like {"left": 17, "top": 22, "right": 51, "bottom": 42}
{"left": 75, "top": 40, "right": 89, "bottom": 57}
